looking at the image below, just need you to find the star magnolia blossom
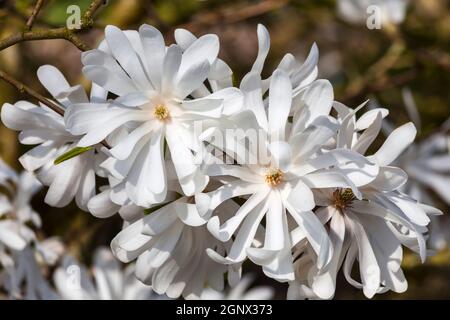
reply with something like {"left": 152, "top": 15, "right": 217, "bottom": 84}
{"left": 287, "top": 106, "right": 441, "bottom": 299}
{"left": 65, "top": 24, "right": 243, "bottom": 207}
{"left": 0, "top": 65, "right": 105, "bottom": 210}
{"left": 110, "top": 195, "right": 241, "bottom": 299}
{"left": 54, "top": 247, "right": 161, "bottom": 300}
{"left": 174, "top": 28, "right": 234, "bottom": 99}
{"left": 0, "top": 160, "right": 41, "bottom": 268}
{"left": 0, "top": 159, "right": 63, "bottom": 299}
{"left": 198, "top": 69, "right": 378, "bottom": 282}
{"left": 399, "top": 131, "right": 450, "bottom": 206}
{"left": 0, "top": 22, "right": 442, "bottom": 300}
{"left": 399, "top": 131, "right": 450, "bottom": 250}
{"left": 4, "top": 245, "right": 61, "bottom": 300}
{"left": 244, "top": 24, "right": 319, "bottom": 94}
{"left": 380, "top": 90, "right": 450, "bottom": 250}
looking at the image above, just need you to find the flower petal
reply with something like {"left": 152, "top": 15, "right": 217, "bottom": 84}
{"left": 370, "top": 122, "right": 417, "bottom": 166}
{"left": 268, "top": 69, "right": 292, "bottom": 140}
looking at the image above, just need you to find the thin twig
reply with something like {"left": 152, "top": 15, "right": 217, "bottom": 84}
{"left": 0, "top": 0, "right": 109, "bottom": 148}
{"left": 343, "top": 68, "right": 417, "bottom": 102}
{"left": 0, "top": 70, "right": 64, "bottom": 116}
{"left": 0, "top": 0, "right": 105, "bottom": 52}
{"left": 26, "top": 0, "right": 46, "bottom": 31}
{"left": 82, "top": 0, "right": 106, "bottom": 26}
{"left": 343, "top": 40, "right": 406, "bottom": 101}
{"left": 416, "top": 48, "right": 450, "bottom": 74}
{"left": 0, "top": 27, "right": 91, "bottom": 51}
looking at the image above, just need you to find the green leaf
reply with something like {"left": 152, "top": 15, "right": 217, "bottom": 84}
{"left": 54, "top": 147, "right": 93, "bottom": 165}
{"left": 144, "top": 202, "right": 171, "bottom": 215}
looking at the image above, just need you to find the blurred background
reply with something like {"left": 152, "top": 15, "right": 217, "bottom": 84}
{"left": 1, "top": 0, "right": 450, "bottom": 299}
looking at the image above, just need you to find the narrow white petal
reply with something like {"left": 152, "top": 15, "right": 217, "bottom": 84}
{"left": 268, "top": 69, "right": 292, "bottom": 141}
{"left": 370, "top": 122, "right": 417, "bottom": 166}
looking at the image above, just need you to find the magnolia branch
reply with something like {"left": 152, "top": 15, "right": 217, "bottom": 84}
{"left": 179, "top": 0, "right": 289, "bottom": 33}
{"left": 0, "top": 69, "right": 111, "bottom": 149}
{"left": 0, "top": 70, "right": 64, "bottom": 116}
{"left": 343, "top": 41, "right": 406, "bottom": 101}
{"left": 0, "top": 0, "right": 105, "bottom": 51}
{"left": 26, "top": 0, "right": 46, "bottom": 31}
{"left": 0, "top": 28, "right": 91, "bottom": 51}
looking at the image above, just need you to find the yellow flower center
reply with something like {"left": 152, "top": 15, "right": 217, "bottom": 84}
{"left": 154, "top": 104, "right": 170, "bottom": 121}
{"left": 265, "top": 168, "right": 283, "bottom": 187}
{"left": 332, "top": 188, "right": 355, "bottom": 210}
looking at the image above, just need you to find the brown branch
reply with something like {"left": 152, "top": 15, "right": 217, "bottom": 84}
{"left": 0, "top": 27, "right": 91, "bottom": 51}
{"left": 0, "top": 70, "right": 64, "bottom": 116}
{"left": 26, "top": 0, "right": 46, "bottom": 31}
{"left": 416, "top": 49, "right": 450, "bottom": 74}
{"left": 82, "top": 0, "right": 106, "bottom": 27}
{"left": 0, "top": 0, "right": 106, "bottom": 52}
{"left": 342, "top": 40, "right": 406, "bottom": 101}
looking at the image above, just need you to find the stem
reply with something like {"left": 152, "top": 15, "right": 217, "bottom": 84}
{"left": 25, "top": 0, "right": 46, "bottom": 31}
{"left": 0, "top": 28, "right": 90, "bottom": 51}
{"left": 178, "top": 0, "right": 288, "bottom": 33}
{"left": 82, "top": 0, "right": 106, "bottom": 27}
{"left": 0, "top": 70, "right": 64, "bottom": 116}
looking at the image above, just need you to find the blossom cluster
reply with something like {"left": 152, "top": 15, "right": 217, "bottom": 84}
{"left": 0, "top": 23, "right": 442, "bottom": 299}
{"left": 0, "top": 159, "right": 270, "bottom": 300}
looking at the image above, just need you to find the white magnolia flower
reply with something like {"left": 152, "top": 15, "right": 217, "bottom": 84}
{"left": 288, "top": 107, "right": 440, "bottom": 299}
{"left": 399, "top": 131, "right": 450, "bottom": 206}
{"left": 0, "top": 157, "right": 17, "bottom": 184}
{"left": 65, "top": 24, "right": 243, "bottom": 208}
{"left": 201, "top": 274, "right": 274, "bottom": 300}
{"left": 245, "top": 24, "right": 319, "bottom": 95}
{"left": 400, "top": 130, "right": 450, "bottom": 250}
{"left": 1, "top": 65, "right": 106, "bottom": 210}
{"left": 199, "top": 70, "right": 378, "bottom": 282}
{"left": 174, "top": 28, "right": 234, "bottom": 99}
{"left": 53, "top": 247, "right": 161, "bottom": 300}
{"left": 379, "top": 89, "right": 450, "bottom": 250}
{"left": 0, "top": 160, "right": 41, "bottom": 269}
{"left": 1, "top": 20, "right": 441, "bottom": 301}
{"left": 86, "top": 188, "right": 140, "bottom": 222}
{"left": 3, "top": 246, "right": 60, "bottom": 300}
{"left": 110, "top": 196, "right": 241, "bottom": 299}
{"left": 337, "top": 0, "right": 410, "bottom": 26}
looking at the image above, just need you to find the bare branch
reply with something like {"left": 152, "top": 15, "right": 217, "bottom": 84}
{"left": 0, "top": 27, "right": 90, "bottom": 51}
{"left": 0, "top": 70, "right": 111, "bottom": 148}
{"left": 26, "top": 0, "right": 46, "bottom": 31}
{"left": 82, "top": 0, "right": 107, "bottom": 27}
{"left": 178, "top": 0, "right": 289, "bottom": 33}
{"left": 342, "top": 69, "right": 417, "bottom": 102}
{"left": 0, "top": 70, "right": 64, "bottom": 116}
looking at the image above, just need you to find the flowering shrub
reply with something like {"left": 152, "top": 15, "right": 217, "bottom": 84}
{"left": 0, "top": 20, "right": 442, "bottom": 300}
{"left": 1, "top": 0, "right": 449, "bottom": 301}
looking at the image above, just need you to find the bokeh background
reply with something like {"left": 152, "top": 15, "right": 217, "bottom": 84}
{"left": 1, "top": 0, "right": 450, "bottom": 299}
